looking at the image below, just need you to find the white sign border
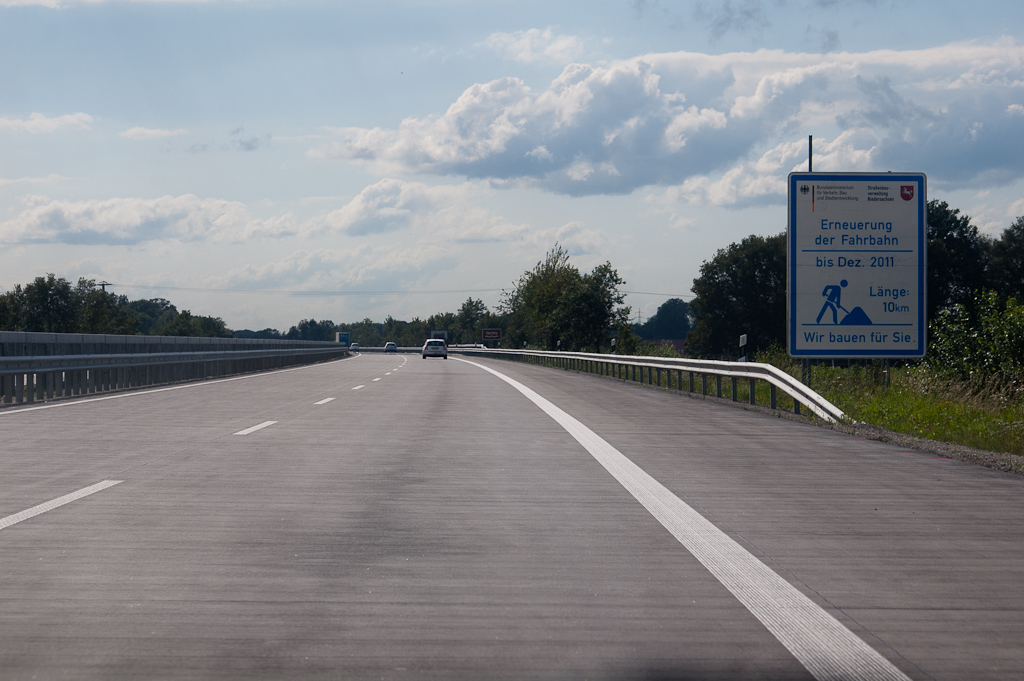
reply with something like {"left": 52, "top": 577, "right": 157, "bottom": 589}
{"left": 787, "top": 172, "right": 927, "bottom": 359}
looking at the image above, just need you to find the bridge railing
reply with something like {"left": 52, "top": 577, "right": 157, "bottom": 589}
{"left": 450, "top": 348, "right": 846, "bottom": 423}
{"left": 0, "top": 331, "right": 348, "bottom": 407}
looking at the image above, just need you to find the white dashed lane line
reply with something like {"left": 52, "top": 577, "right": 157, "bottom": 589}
{"left": 352, "top": 385, "right": 365, "bottom": 390}
{"left": 0, "top": 480, "right": 124, "bottom": 531}
{"left": 314, "top": 397, "right": 336, "bottom": 405}
{"left": 372, "top": 378, "right": 382, "bottom": 382}
{"left": 234, "top": 421, "right": 277, "bottom": 436}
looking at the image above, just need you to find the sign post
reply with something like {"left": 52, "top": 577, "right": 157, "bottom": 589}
{"left": 788, "top": 172, "right": 927, "bottom": 358}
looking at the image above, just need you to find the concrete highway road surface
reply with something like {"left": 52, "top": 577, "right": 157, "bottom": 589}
{"left": 1, "top": 352, "right": 1022, "bottom": 680}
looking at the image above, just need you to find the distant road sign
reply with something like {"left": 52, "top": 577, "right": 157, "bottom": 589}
{"left": 336, "top": 332, "right": 351, "bottom": 346}
{"left": 482, "top": 328, "right": 502, "bottom": 341}
{"left": 788, "top": 172, "right": 927, "bottom": 358}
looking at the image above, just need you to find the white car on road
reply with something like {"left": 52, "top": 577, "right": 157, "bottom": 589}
{"left": 422, "top": 339, "right": 447, "bottom": 359}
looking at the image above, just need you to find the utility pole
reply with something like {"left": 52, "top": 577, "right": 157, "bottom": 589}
{"left": 99, "top": 281, "right": 111, "bottom": 292}
{"left": 808, "top": 135, "right": 813, "bottom": 172}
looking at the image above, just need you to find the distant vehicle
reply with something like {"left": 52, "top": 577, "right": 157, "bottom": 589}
{"left": 384, "top": 342, "right": 397, "bottom": 353}
{"left": 350, "top": 343, "right": 360, "bottom": 352}
{"left": 422, "top": 339, "right": 447, "bottom": 359}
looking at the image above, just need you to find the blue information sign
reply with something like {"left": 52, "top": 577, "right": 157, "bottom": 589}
{"left": 788, "top": 172, "right": 927, "bottom": 358}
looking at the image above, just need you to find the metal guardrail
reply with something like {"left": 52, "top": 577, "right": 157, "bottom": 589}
{"left": 0, "top": 332, "right": 349, "bottom": 407}
{"left": 450, "top": 348, "right": 846, "bottom": 423}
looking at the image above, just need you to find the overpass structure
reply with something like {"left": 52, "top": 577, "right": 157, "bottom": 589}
{"left": 1, "top": 349, "right": 1022, "bottom": 679}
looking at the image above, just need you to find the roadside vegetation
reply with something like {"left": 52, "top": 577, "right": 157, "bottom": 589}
{"left": 2, "top": 198, "right": 1021, "bottom": 457}
{"left": 756, "top": 346, "right": 1024, "bottom": 458}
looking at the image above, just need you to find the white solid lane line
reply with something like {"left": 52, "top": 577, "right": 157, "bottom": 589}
{"left": 314, "top": 397, "right": 336, "bottom": 405}
{"left": 234, "top": 421, "right": 277, "bottom": 436}
{"left": 456, "top": 358, "right": 911, "bottom": 681}
{"left": 0, "top": 480, "right": 124, "bottom": 531}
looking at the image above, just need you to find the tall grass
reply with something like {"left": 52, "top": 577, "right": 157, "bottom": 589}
{"left": 757, "top": 346, "right": 1024, "bottom": 456}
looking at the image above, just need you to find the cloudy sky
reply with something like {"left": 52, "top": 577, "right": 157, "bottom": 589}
{"left": 2, "top": 0, "right": 1023, "bottom": 331}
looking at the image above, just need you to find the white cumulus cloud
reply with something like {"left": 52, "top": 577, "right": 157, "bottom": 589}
{"left": 311, "top": 179, "right": 529, "bottom": 242}
{"left": 479, "top": 28, "right": 585, "bottom": 65}
{"left": 312, "top": 40, "right": 1024, "bottom": 201}
{"left": 0, "top": 174, "right": 66, "bottom": 187}
{"left": 0, "top": 112, "right": 93, "bottom": 134}
{"left": 0, "top": 195, "right": 297, "bottom": 245}
{"left": 0, "top": 180, "right": 529, "bottom": 247}
{"left": 120, "top": 127, "right": 188, "bottom": 140}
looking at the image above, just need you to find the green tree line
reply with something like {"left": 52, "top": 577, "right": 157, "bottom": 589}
{"left": 685, "top": 199, "right": 1024, "bottom": 390}
{"left": 0, "top": 276, "right": 232, "bottom": 337}
{"left": 0, "top": 244, "right": 649, "bottom": 352}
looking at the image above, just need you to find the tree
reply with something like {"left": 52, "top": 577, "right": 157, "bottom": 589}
{"left": 346, "top": 318, "right": 383, "bottom": 347}
{"left": 453, "top": 297, "right": 488, "bottom": 344}
{"left": 160, "top": 310, "right": 232, "bottom": 337}
{"left": 20, "top": 274, "right": 77, "bottom": 333}
{"left": 425, "top": 311, "right": 457, "bottom": 343}
{"left": 636, "top": 298, "right": 691, "bottom": 340}
{"left": 127, "top": 298, "right": 179, "bottom": 335}
{"left": 75, "top": 279, "right": 139, "bottom": 335}
{"left": 990, "top": 216, "right": 1024, "bottom": 302}
{"left": 926, "top": 199, "right": 993, "bottom": 321}
{"left": 234, "top": 328, "right": 283, "bottom": 339}
{"left": 500, "top": 244, "right": 579, "bottom": 349}
{"left": 0, "top": 285, "right": 26, "bottom": 331}
{"left": 500, "top": 244, "right": 629, "bottom": 351}
{"left": 928, "top": 290, "right": 1024, "bottom": 391}
{"left": 687, "top": 233, "right": 786, "bottom": 358}
{"left": 554, "top": 262, "right": 628, "bottom": 352}
{"left": 286, "top": 318, "right": 336, "bottom": 341}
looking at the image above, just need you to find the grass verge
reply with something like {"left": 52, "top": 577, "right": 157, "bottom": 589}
{"left": 757, "top": 347, "right": 1024, "bottom": 458}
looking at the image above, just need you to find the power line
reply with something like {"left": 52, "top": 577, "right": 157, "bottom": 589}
{"left": 622, "top": 290, "right": 694, "bottom": 299}
{"left": 108, "top": 283, "right": 693, "bottom": 300}
{"left": 110, "top": 283, "right": 506, "bottom": 297}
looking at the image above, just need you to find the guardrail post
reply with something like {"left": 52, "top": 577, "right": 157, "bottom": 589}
{"left": 794, "top": 400, "right": 801, "bottom": 415}
{"left": 716, "top": 375, "right": 722, "bottom": 398}
{"left": 770, "top": 384, "right": 777, "bottom": 409}
{"left": 731, "top": 376, "right": 737, "bottom": 402}
{"left": 689, "top": 371, "right": 694, "bottom": 393}
{"left": 701, "top": 373, "right": 707, "bottom": 395}
{"left": 1, "top": 374, "right": 11, "bottom": 403}
{"left": 749, "top": 378, "right": 756, "bottom": 405}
